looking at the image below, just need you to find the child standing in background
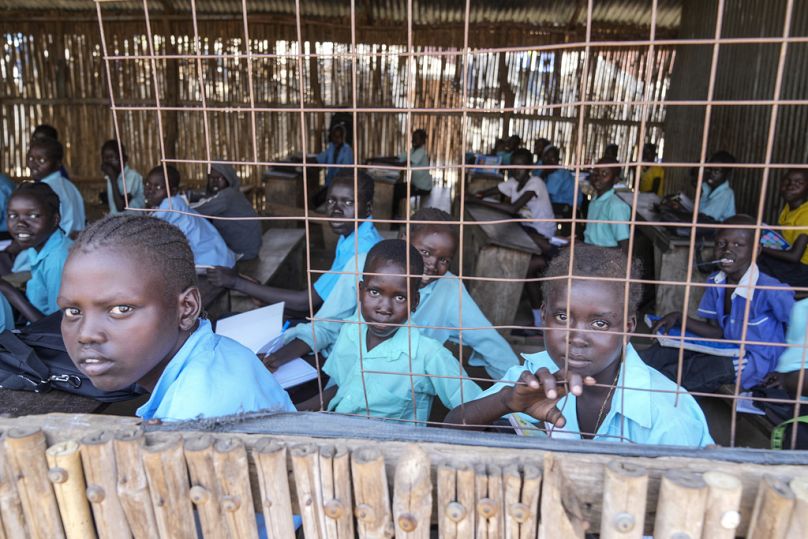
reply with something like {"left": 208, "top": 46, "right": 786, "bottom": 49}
{"left": 101, "top": 140, "right": 146, "bottom": 215}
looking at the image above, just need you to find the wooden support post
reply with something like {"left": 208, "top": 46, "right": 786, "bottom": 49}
{"left": 0, "top": 436, "right": 27, "bottom": 539}
{"left": 184, "top": 435, "right": 229, "bottom": 538}
{"left": 436, "top": 463, "right": 474, "bottom": 538}
{"left": 539, "top": 454, "right": 586, "bottom": 539}
{"left": 113, "top": 429, "right": 158, "bottom": 539}
{"left": 475, "top": 463, "right": 504, "bottom": 539}
{"left": 291, "top": 443, "right": 327, "bottom": 538}
{"left": 599, "top": 461, "right": 648, "bottom": 539}
{"left": 702, "top": 471, "right": 742, "bottom": 539}
{"left": 320, "top": 445, "right": 354, "bottom": 538}
{"left": 3, "top": 428, "right": 65, "bottom": 539}
{"left": 213, "top": 438, "right": 258, "bottom": 538}
{"left": 253, "top": 439, "right": 296, "bottom": 539}
{"left": 45, "top": 441, "right": 95, "bottom": 539}
{"left": 652, "top": 471, "right": 707, "bottom": 539}
{"left": 503, "top": 463, "right": 542, "bottom": 539}
{"left": 747, "top": 475, "right": 795, "bottom": 539}
{"left": 141, "top": 434, "right": 195, "bottom": 539}
{"left": 786, "top": 476, "right": 808, "bottom": 539}
{"left": 80, "top": 431, "right": 131, "bottom": 539}
{"left": 393, "top": 445, "right": 431, "bottom": 539}
{"left": 351, "top": 447, "right": 393, "bottom": 539}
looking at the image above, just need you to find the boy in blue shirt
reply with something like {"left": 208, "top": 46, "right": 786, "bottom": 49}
{"left": 316, "top": 123, "right": 354, "bottom": 187}
{"left": 58, "top": 214, "right": 294, "bottom": 420}
{"left": 641, "top": 215, "right": 795, "bottom": 392}
{"left": 100, "top": 140, "right": 146, "bottom": 215}
{"left": 444, "top": 244, "right": 713, "bottom": 447}
{"left": 298, "top": 239, "right": 481, "bottom": 423}
{"left": 144, "top": 165, "right": 236, "bottom": 268}
{"left": 537, "top": 146, "right": 582, "bottom": 211}
{"left": 698, "top": 151, "right": 737, "bottom": 223}
{"left": 583, "top": 157, "right": 631, "bottom": 251}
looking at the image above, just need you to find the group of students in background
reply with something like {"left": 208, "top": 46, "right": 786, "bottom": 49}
{"left": 0, "top": 121, "right": 805, "bottom": 449}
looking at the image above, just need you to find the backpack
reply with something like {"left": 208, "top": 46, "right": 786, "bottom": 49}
{"left": 0, "top": 312, "right": 143, "bottom": 402}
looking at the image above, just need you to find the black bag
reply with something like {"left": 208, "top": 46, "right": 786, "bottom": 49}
{"left": 0, "top": 312, "right": 143, "bottom": 402}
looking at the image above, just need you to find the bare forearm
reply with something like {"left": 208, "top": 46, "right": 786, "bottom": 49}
{"left": 272, "top": 338, "right": 314, "bottom": 366}
{"left": 443, "top": 390, "right": 511, "bottom": 430}
{"left": 297, "top": 386, "right": 337, "bottom": 411}
{"left": 108, "top": 176, "right": 126, "bottom": 211}
{"left": 685, "top": 316, "right": 723, "bottom": 339}
{"left": 0, "top": 285, "right": 43, "bottom": 323}
{"left": 232, "top": 278, "right": 323, "bottom": 313}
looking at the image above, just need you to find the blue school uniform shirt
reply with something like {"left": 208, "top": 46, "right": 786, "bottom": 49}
{"left": 41, "top": 170, "right": 86, "bottom": 235}
{"left": 106, "top": 165, "right": 146, "bottom": 214}
{"left": 24, "top": 229, "right": 72, "bottom": 315}
{"left": 544, "top": 169, "right": 582, "bottom": 207}
{"left": 584, "top": 188, "right": 632, "bottom": 248}
{"left": 0, "top": 173, "right": 15, "bottom": 232}
{"left": 699, "top": 181, "right": 736, "bottom": 222}
{"left": 323, "top": 318, "right": 482, "bottom": 423}
{"left": 286, "top": 252, "right": 520, "bottom": 379}
{"left": 776, "top": 298, "right": 808, "bottom": 374}
{"left": 697, "top": 263, "right": 794, "bottom": 388}
{"left": 316, "top": 143, "right": 354, "bottom": 186}
{"left": 478, "top": 344, "right": 714, "bottom": 446}
{"left": 153, "top": 195, "right": 236, "bottom": 267}
{"left": 312, "top": 220, "right": 383, "bottom": 301}
{"left": 0, "top": 295, "right": 14, "bottom": 332}
{"left": 137, "top": 319, "right": 295, "bottom": 421}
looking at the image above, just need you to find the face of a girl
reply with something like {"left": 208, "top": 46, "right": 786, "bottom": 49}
{"left": 27, "top": 146, "right": 60, "bottom": 181}
{"left": 7, "top": 194, "right": 59, "bottom": 251}
{"left": 144, "top": 173, "right": 169, "bottom": 208}
{"left": 410, "top": 229, "right": 456, "bottom": 286}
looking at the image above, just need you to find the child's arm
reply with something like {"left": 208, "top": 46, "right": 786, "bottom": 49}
{"left": 467, "top": 186, "right": 501, "bottom": 200}
{"left": 297, "top": 385, "right": 337, "bottom": 411}
{"left": 0, "top": 280, "right": 44, "bottom": 323}
{"left": 467, "top": 191, "right": 536, "bottom": 216}
{"left": 207, "top": 267, "right": 323, "bottom": 314}
{"left": 762, "top": 234, "right": 808, "bottom": 264}
{"left": 260, "top": 338, "right": 314, "bottom": 371}
{"left": 651, "top": 311, "right": 723, "bottom": 339}
{"left": 104, "top": 169, "right": 126, "bottom": 212}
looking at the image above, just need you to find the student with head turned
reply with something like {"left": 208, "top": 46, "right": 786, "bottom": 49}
{"left": 297, "top": 239, "right": 482, "bottom": 422}
{"left": 444, "top": 244, "right": 713, "bottom": 447}
{"left": 208, "top": 171, "right": 382, "bottom": 314}
{"left": 58, "top": 214, "right": 294, "bottom": 420}
{"left": 31, "top": 124, "right": 71, "bottom": 180}
{"left": 584, "top": 157, "right": 631, "bottom": 252}
{"left": 144, "top": 165, "right": 235, "bottom": 268}
{"left": 641, "top": 215, "right": 795, "bottom": 392}
{"left": 315, "top": 123, "right": 353, "bottom": 188}
{"left": 26, "top": 136, "right": 85, "bottom": 237}
{"left": 536, "top": 145, "right": 582, "bottom": 212}
{"left": 638, "top": 142, "right": 665, "bottom": 196}
{"left": 266, "top": 207, "right": 519, "bottom": 379}
{"left": 100, "top": 140, "right": 145, "bottom": 215}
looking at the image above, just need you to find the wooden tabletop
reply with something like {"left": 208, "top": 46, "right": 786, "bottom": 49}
{"left": 464, "top": 204, "right": 542, "bottom": 255}
{"left": 616, "top": 191, "right": 698, "bottom": 250}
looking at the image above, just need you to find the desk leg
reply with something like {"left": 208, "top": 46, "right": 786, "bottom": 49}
{"left": 468, "top": 245, "right": 531, "bottom": 328}
{"left": 654, "top": 246, "right": 705, "bottom": 317}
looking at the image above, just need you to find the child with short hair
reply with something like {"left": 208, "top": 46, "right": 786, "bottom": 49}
{"left": 144, "top": 165, "right": 236, "bottom": 268}
{"left": 0, "top": 183, "right": 72, "bottom": 323}
{"left": 315, "top": 123, "right": 354, "bottom": 187}
{"left": 698, "top": 151, "right": 737, "bottom": 222}
{"left": 641, "top": 215, "right": 795, "bottom": 391}
{"left": 758, "top": 169, "right": 808, "bottom": 288}
{"left": 639, "top": 142, "right": 665, "bottom": 196}
{"left": 101, "top": 139, "right": 145, "bottom": 214}
{"left": 584, "top": 157, "right": 631, "bottom": 252}
{"left": 298, "top": 239, "right": 481, "bottom": 422}
{"left": 58, "top": 214, "right": 294, "bottom": 420}
{"left": 31, "top": 124, "right": 71, "bottom": 180}
{"left": 538, "top": 146, "right": 582, "bottom": 211}
{"left": 26, "top": 137, "right": 85, "bottom": 236}
{"left": 444, "top": 244, "right": 714, "bottom": 447}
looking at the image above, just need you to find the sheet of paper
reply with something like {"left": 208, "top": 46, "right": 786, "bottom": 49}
{"left": 0, "top": 239, "right": 11, "bottom": 251}
{"left": 736, "top": 392, "right": 766, "bottom": 415}
{"left": 272, "top": 358, "right": 318, "bottom": 389}
{"left": 215, "top": 302, "right": 285, "bottom": 353}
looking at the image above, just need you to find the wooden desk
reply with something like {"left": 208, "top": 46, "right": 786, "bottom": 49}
{"left": 462, "top": 204, "right": 541, "bottom": 327}
{"left": 0, "top": 388, "right": 108, "bottom": 418}
{"left": 366, "top": 168, "right": 402, "bottom": 229}
{"left": 263, "top": 160, "right": 321, "bottom": 209}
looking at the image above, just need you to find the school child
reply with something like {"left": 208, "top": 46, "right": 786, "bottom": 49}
{"left": 0, "top": 183, "right": 72, "bottom": 323}
{"left": 0, "top": 172, "right": 15, "bottom": 234}
{"left": 443, "top": 244, "right": 714, "bottom": 447}
{"left": 758, "top": 169, "right": 808, "bottom": 288}
{"left": 26, "top": 136, "right": 85, "bottom": 236}
{"left": 58, "top": 214, "right": 294, "bottom": 420}
{"left": 583, "top": 157, "right": 631, "bottom": 251}
{"left": 641, "top": 215, "right": 795, "bottom": 392}
{"left": 297, "top": 239, "right": 482, "bottom": 422}
{"left": 775, "top": 299, "right": 808, "bottom": 403}
{"left": 638, "top": 142, "right": 665, "bottom": 196}
{"left": 532, "top": 137, "right": 551, "bottom": 167}
{"left": 100, "top": 139, "right": 145, "bottom": 214}
{"left": 497, "top": 135, "right": 522, "bottom": 166}
{"left": 315, "top": 123, "right": 354, "bottom": 187}
{"left": 191, "top": 161, "right": 262, "bottom": 260}
{"left": 699, "top": 151, "right": 737, "bottom": 222}
{"left": 208, "top": 172, "right": 381, "bottom": 315}
{"left": 31, "top": 124, "right": 71, "bottom": 180}
{"left": 537, "top": 146, "right": 582, "bottom": 211}
{"left": 265, "top": 207, "right": 519, "bottom": 379}
{"left": 144, "top": 165, "right": 236, "bottom": 268}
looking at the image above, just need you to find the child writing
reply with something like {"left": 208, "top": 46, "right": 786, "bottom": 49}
{"left": 661, "top": 151, "right": 737, "bottom": 223}
{"left": 26, "top": 136, "right": 85, "bottom": 237}
{"left": 100, "top": 139, "right": 145, "bottom": 215}
{"left": 265, "top": 207, "right": 519, "bottom": 379}
{"left": 207, "top": 171, "right": 382, "bottom": 314}
{"left": 583, "top": 157, "right": 631, "bottom": 252}
{"left": 0, "top": 183, "right": 72, "bottom": 323}
{"left": 144, "top": 165, "right": 236, "bottom": 268}
{"left": 444, "top": 244, "right": 714, "bottom": 447}
{"left": 58, "top": 214, "right": 295, "bottom": 420}
{"left": 758, "top": 169, "right": 808, "bottom": 288}
{"left": 641, "top": 215, "right": 795, "bottom": 391}
{"left": 298, "top": 239, "right": 482, "bottom": 422}
{"left": 538, "top": 145, "right": 582, "bottom": 213}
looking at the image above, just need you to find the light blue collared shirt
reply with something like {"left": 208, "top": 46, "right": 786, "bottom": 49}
{"left": 153, "top": 195, "right": 236, "bottom": 267}
{"left": 324, "top": 319, "right": 482, "bottom": 423}
{"left": 0, "top": 295, "right": 14, "bottom": 332}
{"left": 700, "top": 181, "right": 736, "bottom": 222}
{"left": 25, "top": 229, "right": 72, "bottom": 315}
{"left": 584, "top": 188, "right": 632, "bottom": 248}
{"left": 478, "top": 344, "right": 715, "bottom": 447}
{"left": 287, "top": 252, "right": 520, "bottom": 379}
{"left": 316, "top": 143, "right": 354, "bottom": 186}
{"left": 777, "top": 298, "right": 808, "bottom": 374}
{"left": 312, "top": 220, "right": 383, "bottom": 301}
{"left": 0, "top": 173, "right": 15, "bottom": 232}
{"left": 41, "top": 170, "right": 86, "bottom": 235}
{"left": 137, "top": 319, "right": 295, "bottom": 421}
{"left": 544, "top": 169, "right": 582, "bottom": 207}
{"left": 106, "top": 165, "right": 146, "bottom": 214}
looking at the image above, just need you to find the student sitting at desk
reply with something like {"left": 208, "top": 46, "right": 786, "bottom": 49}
{"left": 393, "top": 128, "right": 433, "bottom": 216}
{"left": 296, "top": 239, "right": 482, "bottom": 423}
{"left": 641, "top": 215, "right": 795, "bottom": 392}
{"left": 207, "top": 172, "right": 382, "bottom": 314}
{"left": 532, "top": 137, "right": 551, "bottom": 168}
{"left": 583, "top": 157, "right": 631, "bottom": 252}
{"left": 535, "top": 145, "right": 582, "bottom": 212}
{"left": 661, "top": 151, "right": 737, "bottom": 224}
{"left": 758, "top": 169, "right": 808, "bottom": 288}
{"left": 58, "top": 214, "right": 294, "bottom": 421}
{"left": 316, "top": 122, "right": 353, "bottom": 188}
{"left": 26, "top": 136, "right": 85, "bottom": 237}
{"left": 443, "top": 244, "right": 713, "bottom": 447}
{"left": 31, "top": 124, "right": 71, "bottom": 181}
{"left": 638, "top": 142, "right": 665, "bottom": 197}
{"left": 100, "top": 139, "right": 146, "bottom": 215}
{"left": 265, "top": 207, "right": 519, "bottom": 380}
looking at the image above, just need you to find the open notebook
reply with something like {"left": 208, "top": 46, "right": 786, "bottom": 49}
{"left": 645, "top": 314, "right": 740, "bottom": 357}
{"left": 215, "top": 302, "right": 317, "bottom": 389}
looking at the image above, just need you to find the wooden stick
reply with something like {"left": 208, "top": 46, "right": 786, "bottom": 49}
{"left": 518, "top": 464, "right": 542, "bottom": 539}
{"left": 599, "top": 461, "right": 648, "bottom": 539}
{"left": 3, "top": 427, "right": 65, "bottom": 539}
{"left": 702, "top": 471, "right": 743, "bottom": 539}
{"left": 320, "top": 445, "right": 354, "bottom": 538}
{"left": 45, "top": 440, "right": 95, "bottom": 539}
{"left": 0, "top": 436, "right": 27, "bottom": 539}
{"left": 652, "top": 471, "right": 707, "bottom": 539}
{"left": 291, "top": 443, "right": 326, "bottom": 539}
{"left": 252, "top": 439, "right": 296, "bottom": 539}
{"left": 351, "top": 447, "right": 393, "bottom": 539}
{"left": 213, "top": 437, "right": 258, "bottom": 538}
{"left": 503, "top": 464, "right": 521, "bottom": 539}
{"left": 113, "top": 429, "right": 158, "bottom": 539}
{"left": 436, "top": 463, "right": 474, "bottom": 539}
{"left": 184, "top": 435, "right": 228, "bottom": 538}
{"left": 539, "top": 454, "right": 585, "bottom": 539}
{"left": 476, "top": 463, "right": 504, "bottom": 539}
{"left": 747, "top": 474, "right": 795, "bottom": 539}
{"left": 786, "top": 476, "right": 808, "bottom": 539}
{"left": 80, "top": 431, "right": 131, "bottom": 539}
{"left": 392, "top": 445, "right": 431, "bottom": 539}
{"left": 141, "top": 434, "right": 195, "bottom": 539}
